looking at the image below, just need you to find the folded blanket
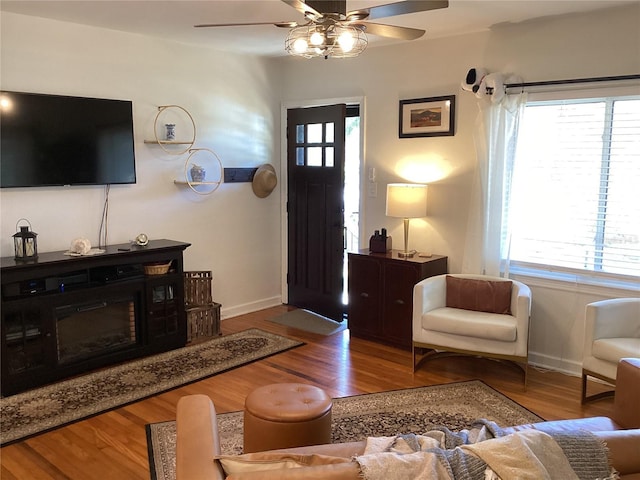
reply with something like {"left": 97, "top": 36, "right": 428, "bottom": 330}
{"left": 356, "top": 420, "right": 500, "bottom": 480}
{"left": 355, "top": 420, "right": 613, "bottom": 480}
{"left": 461, "top": 429, "right": 578, "bottom": 480}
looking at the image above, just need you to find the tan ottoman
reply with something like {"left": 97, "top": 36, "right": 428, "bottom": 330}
{"left": 243, "top": 383, "right": 332, "bottom": 453}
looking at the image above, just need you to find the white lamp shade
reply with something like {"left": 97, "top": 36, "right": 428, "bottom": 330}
{"left": 386, "top": 183, "right": 428, "bottom": 218}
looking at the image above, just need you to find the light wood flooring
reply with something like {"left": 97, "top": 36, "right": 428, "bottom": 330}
{"left": 1, "top": 305, "right": 616, "bottom": 480}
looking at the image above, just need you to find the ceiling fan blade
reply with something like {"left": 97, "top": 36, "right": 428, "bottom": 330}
{"left": 281, "top": 0, "right": 322, "bottom": 20}
{"left": 363, "top": 0, "right": 448, "bottom": 21}
{"left": 194, "top": 21, "right": 299, "bottom": 28}
{"left": 352, "top": 21, "right": 425, "bottom": 40}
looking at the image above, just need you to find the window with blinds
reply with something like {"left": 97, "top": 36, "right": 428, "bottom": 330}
{"left": 507, "top": 95, "right": 640, "bottom": 279}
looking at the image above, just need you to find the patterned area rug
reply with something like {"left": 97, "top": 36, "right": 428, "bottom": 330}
{"left": 147, "top": 380, "right": 543, "bottom": 480}
{"left": 1, "top": 329, "right": 302, "bottom": 445}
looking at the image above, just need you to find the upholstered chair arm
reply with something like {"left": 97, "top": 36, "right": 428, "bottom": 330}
{"left": 511, "top": 281, "right": 531, "bottom": 317}
{"left": 587, "top": 298, "right": 640, "bottom": 342}
{"left": 413, "top": 275, "right": 447, "bottom": 337}
{"left": 583, "top": 304, "right": 597, "bottom": 361}
{"left": 507, "top": 280, "right": 532, "bottom": 357}
{"left": 511, "top": 280, "right": 532, "bottom": 329}
{"left": 414, "top": 275, "right": 447, "bottom": 313}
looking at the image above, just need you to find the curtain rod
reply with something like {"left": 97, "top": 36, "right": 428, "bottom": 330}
{"left": 504, "top": 74, "right": 640, "bottom": 90}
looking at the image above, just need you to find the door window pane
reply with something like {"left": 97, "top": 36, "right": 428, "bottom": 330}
{"left": 296, "top": 124, "right": 305, "bottom": 143}
{"left": 296, "top": 147, "right": 305, "bottom": 166}
{"left": 308, "top": 124, "right": 323, "bottom": 143}
{"left": 308, "top": 147, "right": 323, "bottom": 167}
{"left": 325, "top": 147, "right": 334, "bottom": 167}
{"left": 326, "top": 122, "right": 334, "bottom": 142}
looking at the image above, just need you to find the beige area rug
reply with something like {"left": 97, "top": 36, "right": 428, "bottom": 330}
{"left": 268, "top": 308, "right": 347, "bottom": 335}
{"left": 1, "top": 329, "right": 302, "bottom": 445}
{"left": 147, "top": 380, "right": 543, "bottom": 480}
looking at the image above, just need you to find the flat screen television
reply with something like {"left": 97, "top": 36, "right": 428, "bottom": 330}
{"left": 0, "top": 91, "right": 136, "bottom": 188}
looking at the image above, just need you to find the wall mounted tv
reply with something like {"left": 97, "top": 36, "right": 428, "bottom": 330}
{"left": 0, "top": 91, "right": 136, "bottom": 188}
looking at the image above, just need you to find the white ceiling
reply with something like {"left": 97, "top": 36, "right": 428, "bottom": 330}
{"left": 1, "top": 0, "right": 636, "bottom": 57}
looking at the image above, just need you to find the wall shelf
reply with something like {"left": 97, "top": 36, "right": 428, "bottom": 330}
{"left": 144, "top": 140, "right": 194, "bottom": 145}
{"left": 174, "top": 148, "right": 224, "bottom": 196}
{"left": 146, "top": 105, "right": 196, "bottom": 155}
{"left": 174, "top": 181, "right": 222, "bottom": 186}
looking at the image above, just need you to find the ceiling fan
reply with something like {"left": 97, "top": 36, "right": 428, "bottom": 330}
{"left": 195, "top": 0, "right": 449, "bottom": 59}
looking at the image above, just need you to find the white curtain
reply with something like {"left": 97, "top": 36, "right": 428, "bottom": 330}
{"left": 462, "top": 93, "right": 527, "bottom": 277}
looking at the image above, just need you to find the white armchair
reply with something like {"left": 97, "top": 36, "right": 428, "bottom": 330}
{"left": 412, "top": 274, "right": 532, "bottom": 387}
{"left": 582, "top": 298, "right": 640, "bottom": 403}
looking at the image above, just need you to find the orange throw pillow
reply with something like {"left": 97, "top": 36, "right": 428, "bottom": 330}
{"left": 445, "top": 276, "right": 513, "bottom": 314}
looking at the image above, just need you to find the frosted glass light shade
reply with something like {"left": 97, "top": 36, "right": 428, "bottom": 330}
{"left": 386, "top": 183, "right": 428, "bottom": 218}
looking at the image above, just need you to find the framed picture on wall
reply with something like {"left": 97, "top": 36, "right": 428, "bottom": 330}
{"left": 399, "top": 95, "right": 455, "bottom": 138}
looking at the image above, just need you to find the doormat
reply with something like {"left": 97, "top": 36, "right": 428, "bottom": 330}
{"left": 147, "top": 380, "right": 543, "bottom": 480}
{"left": 1, "top": 328, "right": 302, "bottom": 445}
{"left": 269, "top": 308, "right": 347, "bottom": 335}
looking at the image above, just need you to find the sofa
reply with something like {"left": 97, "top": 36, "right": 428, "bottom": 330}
{"left": 176, "top": 359, "right": 640, "bottom": 480}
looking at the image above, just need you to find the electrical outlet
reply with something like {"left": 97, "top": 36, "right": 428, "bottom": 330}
{"left": 368, "top": 182, "right": 378, "bottom": 197}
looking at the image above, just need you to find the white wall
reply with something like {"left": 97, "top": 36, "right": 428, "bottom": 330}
{"left": 276, "top": 3, "right": 640, "bottom": 374}
{"left": 0, "top": 12, "right": 283, "bottom": 317}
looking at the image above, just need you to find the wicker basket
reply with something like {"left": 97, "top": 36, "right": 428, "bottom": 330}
{"left": 186, "top": 302, "right": 221, "bottom": 341}
{"left": 184, "top": 271, "right": 221, "bottom": 341}
{"left": 143, "top": 262, "right": 172, "bottom": 275}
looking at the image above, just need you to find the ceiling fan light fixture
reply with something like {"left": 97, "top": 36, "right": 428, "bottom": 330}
{"left": 309, "top": 30, "right": 324, "bottom": 45}
{"left": 285, "top": 23, "right": 367, "bottom": 59}
{"left": 337, "top": 29, "right": 355, "bottom": 52}
{"left": 293, "top": 36, "right": 308, "bottom": 53}
{"left": 196, "top": 0, "right": 446, "bottom": 56}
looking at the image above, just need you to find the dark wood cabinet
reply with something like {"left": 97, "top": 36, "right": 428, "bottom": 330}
{"left": 348, "top": 250, "right": 447, "bottom": 349}
{"left": 1, "top": 239, "right": 190, "bottom": 395}
{"left": 146, "top": 274, "right": 182, "bottom": 343}
{"left": 2, "top": 298, "right": 51, "bottom": 383}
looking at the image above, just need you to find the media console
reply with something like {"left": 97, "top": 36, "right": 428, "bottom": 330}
{"left": 0, "top": 239, "right": 191, "bottom": 396}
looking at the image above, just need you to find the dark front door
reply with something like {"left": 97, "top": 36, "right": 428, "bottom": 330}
{"left": 287, "top": 104, "right": 346, "bottom": 321}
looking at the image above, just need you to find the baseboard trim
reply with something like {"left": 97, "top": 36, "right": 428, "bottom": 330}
{"left": 528, "top": 351, "right": 582, "bottom": 377}
{"left": 220, "top": 296, "right": 283, "bottom": 321}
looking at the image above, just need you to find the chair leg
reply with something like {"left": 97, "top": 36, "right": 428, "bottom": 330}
{"left": 412, "top": 345, "right": 417, "bottom": 372}
{"left": 582, "top": 371, "right": 616, "bottom": 403}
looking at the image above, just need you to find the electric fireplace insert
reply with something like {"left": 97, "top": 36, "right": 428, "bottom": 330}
{"left": 55, "top": 294, "right": 139, "bottom": 365}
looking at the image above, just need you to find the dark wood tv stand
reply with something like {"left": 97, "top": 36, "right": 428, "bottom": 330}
{"left": 0, "top": 239, "right": 191, "bottom": 396}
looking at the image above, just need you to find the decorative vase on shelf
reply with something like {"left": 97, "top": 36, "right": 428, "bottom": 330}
{"left": 190, "top": 164, "right": 206, "bottom": 183}
{"left": 165, "top": 123, "right": 176, "bottom": 141}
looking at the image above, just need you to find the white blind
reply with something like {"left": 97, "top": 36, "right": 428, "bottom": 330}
{"left": 508, "top": 95, "right": 640, "bottom": 278}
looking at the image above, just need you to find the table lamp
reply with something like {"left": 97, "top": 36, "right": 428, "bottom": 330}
{"left": 386, "top": 183, "right": 428, "bottom": 258}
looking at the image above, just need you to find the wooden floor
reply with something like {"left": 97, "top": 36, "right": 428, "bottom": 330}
{"left": 1, "top": 305, "right": 616, "bottom": 480}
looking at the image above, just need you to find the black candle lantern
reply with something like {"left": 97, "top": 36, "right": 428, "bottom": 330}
{"left": 13, "top": 219, "right": 38, "bottom": 261}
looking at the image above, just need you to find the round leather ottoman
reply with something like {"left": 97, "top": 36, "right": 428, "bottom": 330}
{"left": 243, "top": 383, "right": 332, "bottom": 453}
